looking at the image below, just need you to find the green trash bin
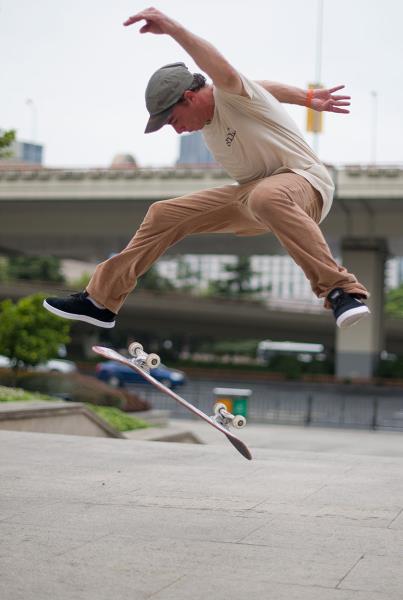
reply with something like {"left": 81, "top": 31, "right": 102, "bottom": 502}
{"left": 213, "top": 388, "right": 252, "bottom": 418}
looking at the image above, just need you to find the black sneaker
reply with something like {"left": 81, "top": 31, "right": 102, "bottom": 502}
{"left": 327, "top": 288, "right": 370, "bottom": 329}
{"left": 43, "top": 292, "right": 116, "bottom": 328}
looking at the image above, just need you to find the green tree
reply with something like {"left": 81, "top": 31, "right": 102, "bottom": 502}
{"left": 0, "top": 257, "right": 8, "bottom": 282}
{"left": 0, "top": 294, "right": 71, "bottom": 370}
{"left": 136, "top": 265, "right": 175, "bottom": 291}
{"left": 207, "top": 256, "right": 265, "bottom": 298}
{"left": 69, "top": 272, "right": 92, "bottom": 289}
{"left": 175, "top": 257, "right": 200, "bottom": 292}
{"left": 202, "top": 339, "right": 260, "bottom": 358}
{"left": 7, "top": 256, "right": 65, "bottom": 282}
{"left": 385, "top": 284, "right": 403, "bottom": 318}
{"left": 0, "top": 129, "right": 16, "bottom": 159}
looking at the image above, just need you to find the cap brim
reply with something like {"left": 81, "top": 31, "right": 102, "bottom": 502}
{"left": 144, "top": 106, "right": 174, "bottom": 134}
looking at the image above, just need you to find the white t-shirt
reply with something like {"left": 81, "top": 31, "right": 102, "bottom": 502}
{"left": 202, "top": 74, "right": 334, "bottom": 222}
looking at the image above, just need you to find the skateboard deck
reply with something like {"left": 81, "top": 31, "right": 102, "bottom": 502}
{"left": 92, "top": 345, "right": 252, "bottom": 460}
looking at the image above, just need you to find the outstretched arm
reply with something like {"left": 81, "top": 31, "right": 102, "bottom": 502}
{"left": 124, "top": 8, "right": 350, "bottom": 111}
{"left": 124, "top": 7, "right": 245, "bottom": 95}
{"left": 257, "top": 81, "right": 351, "bottom": 113}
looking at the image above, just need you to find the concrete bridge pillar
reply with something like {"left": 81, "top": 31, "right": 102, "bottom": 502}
{"left": 70, "top": 330, "right": 102, "bottom": 360}
{"left": 335, "top": 238, "right": 389, "bottom": 379}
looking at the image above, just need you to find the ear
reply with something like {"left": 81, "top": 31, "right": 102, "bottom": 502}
{"left": 182, "top": 90, "right": 195, "bottom": 104}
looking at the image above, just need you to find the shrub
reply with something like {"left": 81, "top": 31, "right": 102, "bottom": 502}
{"left": 376, "top": 356, "right": 403, "bottom": 379}
{"left": 0, "top": 370, "right": 125, "bottom": 408}
{"left": 0, "top": 368, "right": 151, "bottom": 411}
{"left": 267, "top": 355, "right": 303, "bottom": 380}
{"left": 119, "top": 389, "right": 151, "bottom": 412}
{"left": 7, "top": 256, "right": 65, "bottom": 282}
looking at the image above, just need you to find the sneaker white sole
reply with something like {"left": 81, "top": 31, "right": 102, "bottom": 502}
{"left": 336, "top": 305, "right": 370, "bottom": 329}
{"left": 43, "top": 300, "right": 115, "bottom": 329}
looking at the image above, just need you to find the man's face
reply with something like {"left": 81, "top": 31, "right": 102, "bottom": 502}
{"left": 167, "top": 91, "right": 206, "bottom": 134}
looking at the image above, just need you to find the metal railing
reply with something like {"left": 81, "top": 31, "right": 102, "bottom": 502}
{"left": 128, "top": 380, "right": 403, "bottom": 431}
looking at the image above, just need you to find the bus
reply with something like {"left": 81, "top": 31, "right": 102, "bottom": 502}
{"left": 257, "top": 340, "right": 326, "bottom": 364}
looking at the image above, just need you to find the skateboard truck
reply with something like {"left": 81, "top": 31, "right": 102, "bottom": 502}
{"left": 211, "top": 402, "right": 247, "bottom": 430}
{"left": 128, "top": 342, "right": 161, "bottom": 373}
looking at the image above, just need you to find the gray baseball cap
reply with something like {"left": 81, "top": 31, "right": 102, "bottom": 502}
{"left": 144, "top": 62, "right": 194, "bottom": 134}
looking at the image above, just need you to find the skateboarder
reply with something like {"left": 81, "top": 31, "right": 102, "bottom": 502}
{"left": 44, "top": 7, "right": 370, "bottom": 330}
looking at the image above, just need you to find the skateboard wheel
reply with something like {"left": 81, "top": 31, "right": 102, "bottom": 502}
{"left": 128, "top": 342, "right": 143, "bottom": 357}
{"left": 232, "top": 415, "right": 247, "bottom": 429}
{"left": 145, "top": 353, "right": 161, "bottom": 369}
{"left": 214, "top": 402, "right": 227, "bottom": 415}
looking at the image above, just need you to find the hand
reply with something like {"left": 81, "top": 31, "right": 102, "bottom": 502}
{"left": 123, "top": 7, "right": 179, "bottom": 36}
{"left": 311, "top": 85, "right": 351, "bottom": 113}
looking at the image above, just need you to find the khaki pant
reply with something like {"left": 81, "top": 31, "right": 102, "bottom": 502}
{"left": 87, "top": 172, "right": 368, "bottom": 314}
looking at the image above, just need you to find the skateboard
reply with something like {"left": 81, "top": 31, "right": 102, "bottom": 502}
{"left": 92, "top": 344, "right": 252, "bottom": 461}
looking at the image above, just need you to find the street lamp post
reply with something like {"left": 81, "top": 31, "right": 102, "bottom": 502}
{"left": 370, "top": 90, "right": 378, "bottom": 165}
{"left": 313, "top": 0, "right": 324, "bottom": 154}
{"left": 25, "top": 98, "right": 37, "bottom": 142}
{"left": 307, "top": 0, "right": 324, "bottom": 155}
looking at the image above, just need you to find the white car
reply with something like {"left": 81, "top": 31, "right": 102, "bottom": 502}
{"left": 0, "top": 355, "right": 77, "bottom": 373}
{"left": 0, "top": 355, "right": 10, "bottom": 368}
{"left": 35, "top": 359, "right": 77, "bottom": 374}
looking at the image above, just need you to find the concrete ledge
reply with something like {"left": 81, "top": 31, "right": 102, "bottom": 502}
{"left": 0, "top": 401, "right": 123, "bottom": 438}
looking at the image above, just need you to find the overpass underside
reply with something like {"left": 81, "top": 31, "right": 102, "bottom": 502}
{"left": 2, "top": 281, "right": 403, "bottom": 361}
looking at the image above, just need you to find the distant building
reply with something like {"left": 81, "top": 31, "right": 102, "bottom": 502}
{"left": 0, "top": 129, "right": 43, "bottom": 165}
{"left": 386, "top": 257, "right": 403, "bottom": 290}
{"left": 157, "top": 254, "right": 403, "bottom": 307}
{"left": 157, "top": 254, "right": 323, "bottom": 305}
{"left": 177, "top": 131, "right": 218, "bottom": 166}
{"left": 110, "top": 153, "right": 137, "bottom": 169}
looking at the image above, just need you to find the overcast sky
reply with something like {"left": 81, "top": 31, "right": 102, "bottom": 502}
{"left": 1, "top": 0, "right": 402, "bottom": 168}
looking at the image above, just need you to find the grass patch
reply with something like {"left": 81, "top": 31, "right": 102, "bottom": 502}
{"left": 85, "top": 404, "right": 150, "bottom": 432}
{"left": 0, "top": 385, "right": 55, "bottom": 403}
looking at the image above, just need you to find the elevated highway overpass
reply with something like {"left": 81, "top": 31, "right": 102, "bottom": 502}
{"left": 1, "top": 165, "right": 403, "bottom": 378}
{"left": 0, "top": 165, "right": 403, "bottom": 259}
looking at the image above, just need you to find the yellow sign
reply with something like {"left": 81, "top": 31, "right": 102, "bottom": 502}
{"left": 306, "top": 83, "right": 323, "bottom": 133}
{"left": 217, "top": 397, "right": 233, "bottom": 412}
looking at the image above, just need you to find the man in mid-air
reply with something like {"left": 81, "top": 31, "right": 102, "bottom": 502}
{"left": 44, "top": 7, "right": 369, "bottom": 329}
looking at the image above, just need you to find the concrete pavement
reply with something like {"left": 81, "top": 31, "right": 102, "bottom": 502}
{"left": 167, "top": 418, "right": 403, "bottom": 457}
{"left": 1, "top": 428, "right": 403, "bottom": 600}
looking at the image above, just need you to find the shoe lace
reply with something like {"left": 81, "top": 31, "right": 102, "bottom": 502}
{"left": 70, "top": 292, "right": 86, "bottom": 300}
{"left": 329, "top": 290, "right": 345, "bottom": 310}
{"left": 332, "top": 295, "right": 343, "bottom": 309}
